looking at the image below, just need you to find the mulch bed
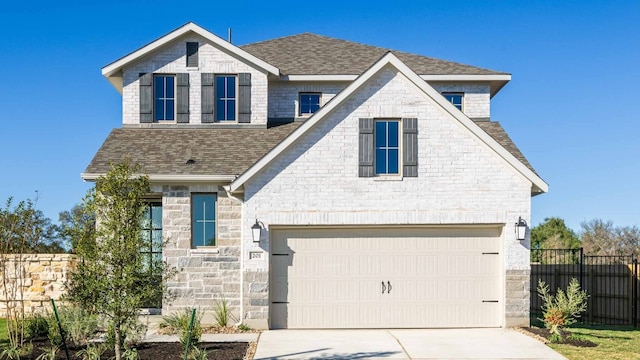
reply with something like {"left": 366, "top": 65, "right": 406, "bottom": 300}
{"left": 19, "top": 338, "right": 248, "bottom": 360}
{"left": 519, "top": 327, "right": 597, "bottom": 347}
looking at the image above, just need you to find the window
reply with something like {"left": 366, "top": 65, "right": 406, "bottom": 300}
{"left": 216, "top": 75, "right": 236, "bottom": 121}
{"left": 186, "top": 42, "right": 199, "bottom": 67}
{"left": 154, "top": 75, "right": 175, "bottom": 121}
{"left": 141, "top": 201, "right": 163, "bottom": 308}
{"left": 191, "top": 194, "right": 217, "bottom": 247}
{"left": 375, "top": 120, "right": 400, "bottom": 175}
{"left": 443, "top": 92, "right": 463, "bottom": 111}
{"left": 299, "top": 93, "right": 321, "bottom": 115}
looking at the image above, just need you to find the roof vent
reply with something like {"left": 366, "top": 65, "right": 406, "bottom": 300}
{"left": 186, "top": 159, "right": 196, "bottom": 165}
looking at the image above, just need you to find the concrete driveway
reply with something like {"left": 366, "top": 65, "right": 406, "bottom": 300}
{"left": 254, "top": 328, "right": 566, "bottom": 360}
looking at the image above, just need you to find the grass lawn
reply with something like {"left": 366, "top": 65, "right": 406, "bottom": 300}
{"left": 546, "top": 324, "right": 640, "bottom": 360}
{"left": 0, "top": 318, "right": 7, "bottom": 346}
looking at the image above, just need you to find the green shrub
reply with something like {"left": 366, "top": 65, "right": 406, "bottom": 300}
{"left": 74, "top": 343, "right": 106, "bottom": 360}
{"left": 537, "top": 278, "right": 589, "bottom": 342}
{"left": 25, "top": 313, "right": 49, "bottom": 339}
{"left": 162, "top": 308, "right": 202, "bottom": 357}
{"left": 47, "top": 305, "right": 101, "bottom": 346}
{"left": 105, "top": 320, "right": 147, "bottom": 349}
{"left": 187, "top": 347, "right": 208, "bottom": 360}
{"left": 213, "top": 295, "right": 237, "bottom": 327}
{"left": 34, "top": 346, "right": 58, "bottom": 360}
{"left": 1, "top": 343, "right": 32, "bottom": 360}
{"left": 237, "top": 323, "right": 252, "bottom": 331}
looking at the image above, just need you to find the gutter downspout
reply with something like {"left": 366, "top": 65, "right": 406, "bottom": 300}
{"left": 224, "top": 185, "right": 244, "bottom": 325}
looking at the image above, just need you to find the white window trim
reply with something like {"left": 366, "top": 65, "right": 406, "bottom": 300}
{"left": 154, "top": 74, "right": 177, "bottom": 123}
{"left": 215, "top": 74, "right": 239, "bottom": 123}
{"left": 298, "top": 92, "right": 322, "bottom": 117}
{"left": 374, "top": 118, "right": 403, "bottom": 177}
{"left": 442, "top": 92, "right": 464, "bottom": 112}
{"left": 191, "top": 192, "right": 218, "bottom": 248}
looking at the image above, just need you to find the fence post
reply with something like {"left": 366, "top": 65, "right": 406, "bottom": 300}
{"left": 634, "top": 259, "right": 638, "bottom": 327}
{"left": 579, "top": 248, "right": 584, "bottom": 290}
{"left": 589, "top": 268, "right": 596, "bottom": 323}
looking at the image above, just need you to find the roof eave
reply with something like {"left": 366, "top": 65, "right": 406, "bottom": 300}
{"left": 81, "top": 173, "right": 236, "bottom": 183}
{"left": 101, "top": 22, "right": 280, "bottom": 92}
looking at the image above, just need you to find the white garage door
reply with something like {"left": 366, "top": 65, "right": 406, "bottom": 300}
{"left": 270, "top": 226, "right": 502, "bottom": 329}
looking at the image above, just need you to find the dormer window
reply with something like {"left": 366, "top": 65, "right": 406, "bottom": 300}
{"left": 154, "top": 75, "right": 175, "bottom": 121}
{"left": 299, "top": 93, "right": 321, "bottom": 115}
{"left": 443, "top": 92, "right": 463, "bottom": 111}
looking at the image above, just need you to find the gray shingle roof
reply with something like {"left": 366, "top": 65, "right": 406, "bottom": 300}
{"left": 84, "top": 122, "right": 300, "bottom": 176}
{"left": 85, "top": 121, "right": 537, "bottom": 177}
{"left": 240, "top": 33, "right": 508, "bottom": 76}
{"left": 474, "top": 121, "right": 537, "bottom": 175}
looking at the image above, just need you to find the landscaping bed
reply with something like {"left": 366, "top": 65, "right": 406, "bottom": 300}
{"left": 16, "top": 338, "right": 248, "bottom": 360}
{"left": 518, "top": 327, "right": 597, "bottom": 347}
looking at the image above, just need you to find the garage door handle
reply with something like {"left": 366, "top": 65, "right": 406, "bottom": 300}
{"left": 381, "top": 281, "right": 386, "bottom": 294}
{"left": 387, "top": 281, "right": 392, "bottom": 294}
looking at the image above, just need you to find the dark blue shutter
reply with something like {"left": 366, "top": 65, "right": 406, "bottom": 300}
{"left": 238, "top": 73, "right": 251, "bottom": 123}
{"left": 402, "top": 118, "right": 418, "bottom": 177}
{"left": 186, "top": 42, "right": 198, "bottom": 67}
{"left": 176, "top": 73, "right": 189, "bottom": 123}
{"left": 201, "top": 73, "right": 214, "bottom": 123}
{"left": 359, "top": 118, "right": 375, "bottom": 177}
{"left": 139, "top": 73, "right": 153, "bottom": 123}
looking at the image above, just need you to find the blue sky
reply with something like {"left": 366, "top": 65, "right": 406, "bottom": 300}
{"left": 0, "top": 1, "right": 638, "bottom": 233}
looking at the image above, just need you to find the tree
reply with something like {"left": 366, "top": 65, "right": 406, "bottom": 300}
{"left": 65, "top": 160, "right": 172, "bottom": 360}
{"left": 531, "top": 217, "right": 580, "bottom": 250}
{"left": 58, "top": 203, "right": 95, "bottom": 253}
{"left": 0, "top": 195, "right": 59, "bottom": 350}
{"left": 580, "top": 219, "right": 640, "bottom": 256}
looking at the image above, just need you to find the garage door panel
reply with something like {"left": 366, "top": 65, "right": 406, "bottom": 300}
{"left": 270, "top": 227, "right": 502, "bottom": 329}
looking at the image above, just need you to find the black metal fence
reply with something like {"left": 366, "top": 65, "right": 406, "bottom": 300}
{"left": 531, "top": 248, "right": 639, "bottom": 327}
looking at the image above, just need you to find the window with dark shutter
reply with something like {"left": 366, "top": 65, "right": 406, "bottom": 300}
{"left": 139, "top": 73, "right": 153, "bottom": 123}
{"left": 358, "top": 118, "right": 375, "bottom": 177}
{"left": 186, "top": 42, "right": 199, "bottom": 68}
{"left": 402, "top": 118, "right": 418, "bottom": 177}
{"left": 238, "top": 73, "right": 251, "bottom": 123}
{"left": 201, "top": 73, "right": 215, "bottom": 123}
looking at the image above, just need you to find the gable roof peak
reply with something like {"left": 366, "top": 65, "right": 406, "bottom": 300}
{"left": 102, "top": 22, "right": 279, "bottom": 93}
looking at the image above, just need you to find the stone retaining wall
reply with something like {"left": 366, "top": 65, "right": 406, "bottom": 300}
{"left": 0, "top": 254, "right": 76, "bottom": 316}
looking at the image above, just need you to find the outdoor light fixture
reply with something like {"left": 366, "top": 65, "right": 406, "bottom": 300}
{"left": 251, "top": 219, "right": 264, "bottom": 243}
{"left": 516, "top": 216, "right": 528, "bottom": 241}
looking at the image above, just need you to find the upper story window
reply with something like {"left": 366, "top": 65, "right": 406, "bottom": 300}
{"left": 216, "top": 75, "right": 236, "bottom": 121}
{"left": 154, "top": 75, "right": 175, "bottom": 121}
{"left": 192, "top": 193, "right": 217, "bottom": 247}
{"left": 359, "top": 118, "right": 417, "bottom": 178}
{"left": 443, "top": 92, "right": 463, "bottom": 111}
{"left": 375, "top": 120, "right": 400, "bottom": 175}
{"left": 186, "top": 42, "right": 199, "bottom": 67}
{"left": 299, "top": 93, "right": 321, "bottom": 115}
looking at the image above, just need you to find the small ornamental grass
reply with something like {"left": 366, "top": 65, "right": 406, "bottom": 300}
{"left": 213, "top": 295, "right": 237, "bottom": 327}
{"left": 537, "top": 277, "right": 588, "bottom": 342}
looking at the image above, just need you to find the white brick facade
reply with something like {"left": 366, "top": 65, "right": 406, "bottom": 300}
{"left": 241, "top": 67, "right": 532, "bottom": 326}
{"left": 266, "top": 81, "right": 491, "bottom": 120}
{"left": 430, "top": 82, "right": 491, "bottom": 119}
{"left": 122, "top": 35, "right": 268, "bottom": 125}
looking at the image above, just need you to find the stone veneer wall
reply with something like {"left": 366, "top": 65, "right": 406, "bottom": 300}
{"left": 0, "top": 254, "right": 76, "bottom": 316}
{"left": 505, "top": 269, "right": 531, "bottom": 327}
{"left": 158, "top": 184, "right": 243, "bottom": 319}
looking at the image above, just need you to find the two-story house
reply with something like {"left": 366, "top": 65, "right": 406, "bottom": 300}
{"left": 84, "top": 22, "right": 547, "bottom": 329}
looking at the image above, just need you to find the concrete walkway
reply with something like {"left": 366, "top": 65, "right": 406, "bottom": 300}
{"left": 253, "top": 329, "right": 566, "bottom": 360}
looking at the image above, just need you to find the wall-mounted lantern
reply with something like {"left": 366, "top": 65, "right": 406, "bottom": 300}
{"left": 516, "top": 216, "right": 528, "bottom": 241}
{"left": 251, "top": 219, "right": 264, "bottom": 243}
